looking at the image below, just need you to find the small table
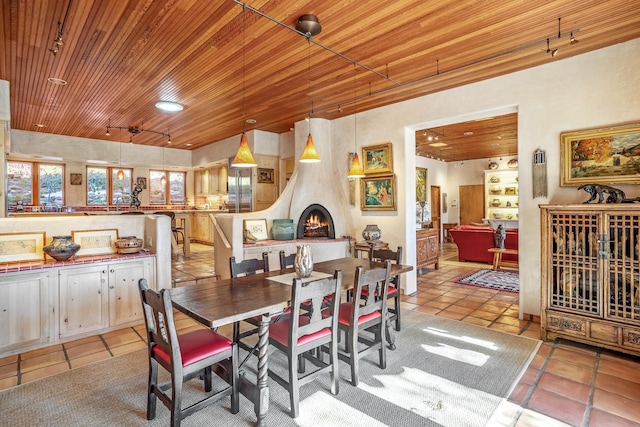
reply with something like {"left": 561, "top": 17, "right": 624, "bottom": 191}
{"left": 353, "top": 240, "right": 389, "bottom": 258}
{"left": 443, "top": 223, "right": 458, "bottom": 243}
{"left": 488, "top": 248, "right": 519, "bottom": 270}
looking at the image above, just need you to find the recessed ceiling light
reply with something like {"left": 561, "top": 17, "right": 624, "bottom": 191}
{"left": 246, "top": 118, "right": 257, "bottom": 124}
{"left": 185, "top": 143, "right": 192, "bottom": 147}
{"left": 155, "top": 101, "right": 183, "bottom": 112}
{"left": 463, "top": 131, "right": 474, "bottom": 136}
{"left": 34, "top": 123, "right": 46, "bottom": 128}
{"left": 47, "top": 77, "right": 67, "bottom": 85}
{"left": 429, "top": 142, "right": 448, "bottom": 147}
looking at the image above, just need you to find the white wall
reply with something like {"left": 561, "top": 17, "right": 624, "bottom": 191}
{"left": 8, "top": 130, "right": 194, "bottom": 207}
{"left": 347, "top": 38, "right": 640, "bottom": 316}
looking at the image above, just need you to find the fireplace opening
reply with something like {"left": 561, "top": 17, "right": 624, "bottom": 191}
{"left": 297, "top": 204, "right": 335, "bottom": 239}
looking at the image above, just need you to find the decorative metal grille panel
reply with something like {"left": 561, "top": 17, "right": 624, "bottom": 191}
{"left": 607, "top": 213, "right": 640, "bottom": 322}
{"left": 549, "top": 212, "right": 600, "bottom": 315}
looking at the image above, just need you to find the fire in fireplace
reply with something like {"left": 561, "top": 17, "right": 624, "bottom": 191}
{"left": 297, "top": 204, "right": 335, "bottom": 239}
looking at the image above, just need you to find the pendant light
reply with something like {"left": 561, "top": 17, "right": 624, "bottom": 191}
{"left": 231, "top": 5, "right": 257, "bottom": 168}
{"left": 299, "top": 35, "right": 320, "bottom": 163}
{"left": 160, "top": 147, "right": 167, "bottom": 186}
{"left": 116, "top": 142, "right": 125, "bottom": 180}
{"left": 116, "top": 142, "right": 124, "bottom": 181}
{"left": 348, "top": 62, "right": 365, "bottom": 178}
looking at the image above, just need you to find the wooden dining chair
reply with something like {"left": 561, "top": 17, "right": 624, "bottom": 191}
{"left": 337, "top": 260, "right": 392, "bottom": 386}
{"left": 138, "top": 279, "right": 239, "bottom": 427}
{"left": 267, "top": 270, "right": 342, "bottom": 418}
{"left": 279, "top": 250, "right": 295, "bottom": 269}
{"left": 369, "top": 246, "right": 403, "bottom": 331}
{"left": 229, "top": 253, "right": 270, "bottom": 351}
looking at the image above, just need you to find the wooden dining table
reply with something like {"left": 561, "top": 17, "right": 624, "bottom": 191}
{"left": 169, "top": 257, "right": 413, "bottom": 426}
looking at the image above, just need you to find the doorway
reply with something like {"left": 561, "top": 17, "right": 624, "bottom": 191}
{"left": 459, "top": 184, "right": 484, "bottom": 225}
{"left": 430, "top": 185, "right": 441, "bottom": 241}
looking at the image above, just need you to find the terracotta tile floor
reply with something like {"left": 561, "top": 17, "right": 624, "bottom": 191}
{"left": 1, "top": 243, "right": 640, "bottom": 426}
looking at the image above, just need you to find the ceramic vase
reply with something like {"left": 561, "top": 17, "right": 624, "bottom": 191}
{"left": 362, "top": 224, "right": 382, "bottom": 241}
{"left": 294, "top": 244, "right": 313, "bottom": 278}
{"left": 43, "top": 235, "right": 81, "bottom": 261}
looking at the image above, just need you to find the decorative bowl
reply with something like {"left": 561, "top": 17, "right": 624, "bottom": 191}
{"left": 115, "top": 236, "right": 143, "bottom": 254}
{"left": 489, "top": 175, "right": 500, "bottom": 183}
{"left": 489, "top": 186, "right": 501, "bottom": 194}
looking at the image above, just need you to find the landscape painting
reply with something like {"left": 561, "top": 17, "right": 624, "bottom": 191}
{"left": 561, "top": 122, "right": 640, "bottom": 186}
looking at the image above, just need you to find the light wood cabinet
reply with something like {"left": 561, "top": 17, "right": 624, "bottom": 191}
{"left": 108, "top": 259, "right": 152, "bottom": 326}
{"left": 59, "top": 258, "right": 154, "bottom": 338}
{"left": 59, "top": 265, "right": 108, "bottom": 337}
{"left": 416, "top": 228, "right": 439, "bottom": 271}
{"left": 195, "top": 166, "right": 228, "bottom": 196}
{"left": 255, "top": 181, "right": 278, "bottom": 211}
{"left": 191, "top": 213, "right": 214, "bottom": 244}
{"left": 541, "top": 205, "right": 640, "bottom": 356}
{"left": 0, "top": 271, "right": 55, "bottom": 353}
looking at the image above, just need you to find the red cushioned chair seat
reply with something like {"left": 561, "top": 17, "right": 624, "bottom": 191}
{"left": 337, "top": 302, "right": 381, "bottom": 326}
{"left": 269, "top": 315, "right": 331, "bottom": 346}
{"left": 153, "top": 329, "right": 233, "bottom": 367}
{"left": 361, "top": 285, "right": 397, "bottom": 298}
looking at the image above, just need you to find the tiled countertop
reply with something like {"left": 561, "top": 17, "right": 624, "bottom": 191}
{"left": 0, "top": 251, "right": 156, "bottom": 274}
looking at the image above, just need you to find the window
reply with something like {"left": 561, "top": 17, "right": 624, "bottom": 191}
{"left": 87, "top": 167, "right": 132, "bottom": 205}
{"left": 38, "top": 164, "right": 64, "bottom": 205}
{"left": 150, "top": 170, "right": 185, "bottom": 205}
{"left": 7, "top": 161, "right": 64, "bottom": 207}
{"left": 7, "top": 162, "right": 33, "bottom": 206}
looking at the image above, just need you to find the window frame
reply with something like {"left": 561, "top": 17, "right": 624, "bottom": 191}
{"left": 7, "top": 160, "right": 65, "bottom": 207}
{"left": 86, "top": 166, "right": 133, "bottom": 206}
{"left": 149, "top": 170, "right": 186, "bottom": 205}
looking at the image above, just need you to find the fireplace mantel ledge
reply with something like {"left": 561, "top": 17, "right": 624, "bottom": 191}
{"left": 244, "top": 238, "right": 349, "bottom": 248}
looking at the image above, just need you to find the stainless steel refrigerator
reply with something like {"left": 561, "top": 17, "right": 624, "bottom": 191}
{"left": 227, "top": 158, "right": 253, "bottom": 213}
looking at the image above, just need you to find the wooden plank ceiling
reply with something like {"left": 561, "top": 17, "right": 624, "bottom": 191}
{"left": 1, "top": 0, "right": 639, "bottom": 162}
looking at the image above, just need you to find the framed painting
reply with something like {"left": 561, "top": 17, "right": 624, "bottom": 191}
{"left": 72, "top": 229, "right": 119, "bottom": 256}
{"left": 560, "top": 122, "right": 640, "bottom": 186}
{"left": 70, "top": 173, "right": 82, "bottom": 185}
{"left": 362, "top": 142, "right": 393, "bottom": 175}
{"left": 416, "top": 167, "right": 428, "bottom": 203}
{"left": 244, "top": 219, "right": 269, "bottom": 241}
{"left": 0, "top": 232, "right": 46, "bottom": 263}
{"left": 257, "top": 168, "right": 274, "bottom": 183}
{"left": 361, "top": 174, "right": 396, "bottom": 211}
{"left": 136, "top": 177, "right": 147, "bottom": 189}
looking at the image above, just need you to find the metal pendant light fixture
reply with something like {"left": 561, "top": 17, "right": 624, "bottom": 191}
{"left": 299, "top": 32, "right": 321, "bottom": 163}
{"left": 232, "top": 5, "right": 257, "bottom": 168}
{"left": 348, "top": 63, "right": 364, "bottom": 178}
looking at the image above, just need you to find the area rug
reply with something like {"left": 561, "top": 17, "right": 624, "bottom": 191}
{"left": 456, "top": 269, "right": 519, "bottom": 292}
{"left": 0, "top": 310, "right": 538, "bottom": 427}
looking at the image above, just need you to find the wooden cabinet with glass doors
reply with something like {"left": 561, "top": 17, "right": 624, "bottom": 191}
{"left": 541, "top": 205, "right": 640, "bottom": 356}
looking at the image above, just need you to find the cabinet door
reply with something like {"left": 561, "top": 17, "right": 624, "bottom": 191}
{"left": 195, "top": 170, "right": 203, "bottom": 195}
{"left": 192, "top": 214, "right": 213, "bottom": 243}
{"left": 59, "top": 266, "right": 108, "bottom": 338}
{"left": 426, "top": 233, "right": 439, "bottom": 260}
{"left": 218, "top": 166, "right": 228, "bottom": 192}
{"left": 416, "top": 236, "right": 429, "bottom": 267}
{"left": 0, "top": 271, "right": 54, "bottom": 352}
{"left": 209, "top": 166, "right": 219, "bottom": 194}
{"left": 108, "top": 260, "right": 152, "bottom": 326}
